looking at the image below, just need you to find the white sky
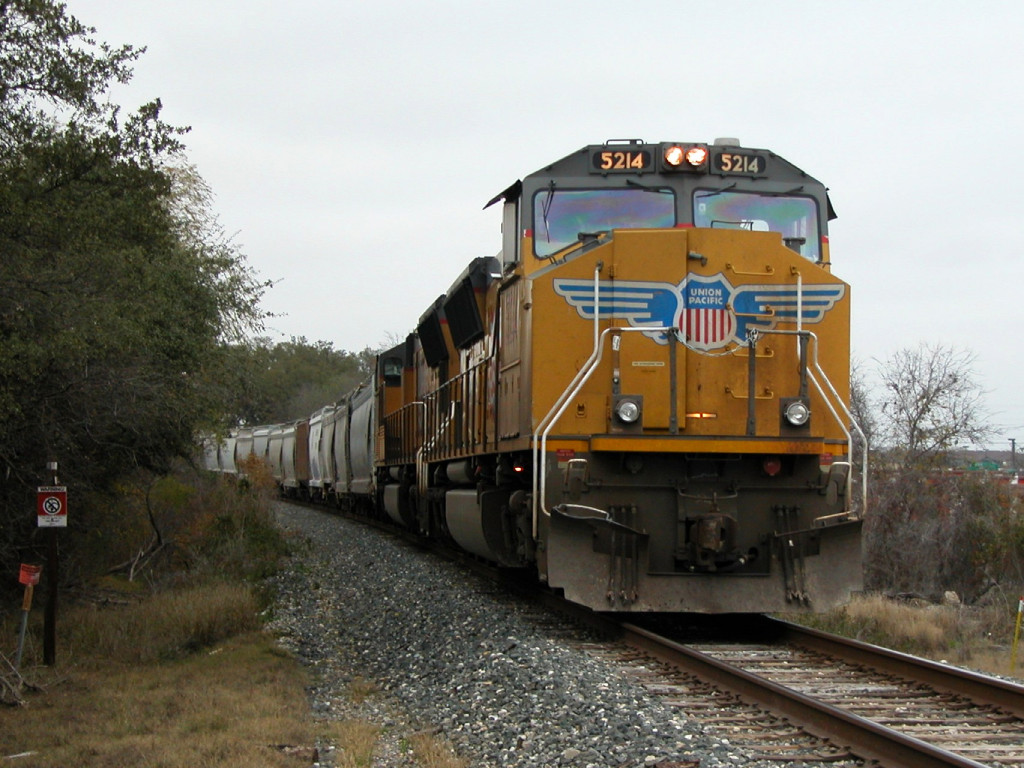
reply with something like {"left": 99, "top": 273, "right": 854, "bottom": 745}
{"left": 69, "top": 0, "right": 1024, "bottom": 450}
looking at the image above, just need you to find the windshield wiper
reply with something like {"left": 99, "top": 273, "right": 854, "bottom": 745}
{"left": 694, "top": 182, "right": 737, "bottom": 200}
{"left": 626, "top": 178, "right": 672, "bottom": 194}
{"left": 541, "top": 181, "right": 556, "bottom": 244}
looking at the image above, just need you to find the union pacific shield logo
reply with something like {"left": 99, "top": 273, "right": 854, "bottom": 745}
{"left": 553, "top": 273, "right": 845, "bottom": 352}
{"left": 681, "top": 275, "right": 734, "bottom": 351}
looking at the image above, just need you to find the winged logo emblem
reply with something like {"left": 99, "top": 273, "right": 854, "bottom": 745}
{"left": 553, "top": 274, "right": 845, "bottom": 352}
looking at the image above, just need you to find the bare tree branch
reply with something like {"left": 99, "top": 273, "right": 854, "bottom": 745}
{"left": 875, "top": 343, "right": 990, "bottom": 469}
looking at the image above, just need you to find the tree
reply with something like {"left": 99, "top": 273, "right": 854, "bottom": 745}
{"left": 222, "top": 338, "right": 374, "bottom": 425}
{"left": 875, "top": 343, "right": 990, "bottom": 470}
{"left": 859, "top": 343, "right": 1001, "bottom": 599}
{"left": 849, "top": 357, "right": 877, "bottom": 452}
{"left": 2, "top": 1, "right": 134, "bottom": 99}
{"left": 0, "top": 2, "right": 268, "bottom": 568}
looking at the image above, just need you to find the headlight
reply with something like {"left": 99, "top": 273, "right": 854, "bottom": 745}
{"left": 783, "top": 400, "right": 811, "bottom": 427}
{"left": 684, "top": 145, "right": 709, "bottom": 166}
{"left": 615, "top": 399, "right": 641, "bottom": 424}
{"left": 661, "top": 143, "right": 709, "bottom": 172}
{"left": 663, "top": 145, "right": 685, "bottom": 167}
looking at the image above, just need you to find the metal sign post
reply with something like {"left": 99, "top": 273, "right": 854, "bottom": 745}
{"left": 38, "top": 460, "right": 63, "bottom": 666}
{"left": 14, "top": 564, "right": 42, "bottom": 671}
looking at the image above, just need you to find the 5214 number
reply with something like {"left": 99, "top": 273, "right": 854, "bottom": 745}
{"left": 716, "top": 152, "right": 764, "bottom": 174}
{"left": 596, "top": 151, "right": 650, "bottom": 171}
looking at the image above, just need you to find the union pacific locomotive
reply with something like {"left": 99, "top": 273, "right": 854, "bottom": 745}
{"left": 206, "top": 139, "right": 865, "bottom": 614}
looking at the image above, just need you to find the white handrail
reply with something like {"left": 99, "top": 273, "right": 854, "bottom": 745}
{"left": 759, "top": 327, "right": 869, "bottom": 516}
{"left": 530, "top": 263, "right": 604, "bottom": 535}
{"left": 532, "top": 325, "right": 671, "bottom": 537}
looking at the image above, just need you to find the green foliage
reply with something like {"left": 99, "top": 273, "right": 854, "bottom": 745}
{"left": 189, "top": 477, "right": 291, "bottom": 583}
{"left": 1, "top": 0, "right": 141, "bottom": 130}
{"left": 33, "top": 463, "right": 289, "bottom": 596}
{"left": 71, "top": 484, "right": 160, "bottom": 579}
{"left": 0, "top": 2, "right": 270, "bottom": 569}
{"left": 0, "top": 1, "right": 185, "bottom": 165}
{"left": 223, "top": 337, "right": 374, "bottom": 424}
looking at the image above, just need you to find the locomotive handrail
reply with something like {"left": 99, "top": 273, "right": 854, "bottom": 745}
{"left": 766, "top": 271, "right": 869, "bottom": 516}
{"left": 532, "top": 322, "right": 868, "bottom": 532}
{"left": 551, "top": 503, "right": 647, "bottom": 535}
{"left": 726, "top": 261, "right": 775, "bottom": 277}
{"left": 795, "top": 273, "right": 868, "bottom": 515}
{"left": 533, "top": 324, "right": 673, "bottom": 537}
{"left": 424, "top": 399, "right": 455, "bottom": 452}
{"left": 807, "top": 365, "right": 866, "bottom": 516}
{"left": 395, "top": 400, "right": 426, "bottom": 497}
{"left": 421, "top": 352, "right": 495, "bottom": 461}
{"left": 808, "top": 331, "right": 869, "bottom": 517}
{"left": 382, "top": 400, "right": 425, "bottom": 465}
{"left": 531, "top": 263, "right": 605, "bottom": 536}
{"left": 756, "top": 326, "right": 869, "bottom": 517}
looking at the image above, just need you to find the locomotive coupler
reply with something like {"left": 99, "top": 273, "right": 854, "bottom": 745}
{"left": 674, "top": 492, "right": 747, "bottom": 572}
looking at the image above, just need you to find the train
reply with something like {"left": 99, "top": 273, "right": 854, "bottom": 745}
{"left": 204, "top": 138, "right": 866, "bottom": 615}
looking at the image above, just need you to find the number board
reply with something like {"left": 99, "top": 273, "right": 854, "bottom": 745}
{"left": 713, "top": 150, "right": 768, "bottom": 176}
{"left": 590, "top": 148, "right": 654, "bottom": 173}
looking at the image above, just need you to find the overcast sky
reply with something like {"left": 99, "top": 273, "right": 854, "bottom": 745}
{"left": 70, "top": 0, "right": 1024, "bottom": 451}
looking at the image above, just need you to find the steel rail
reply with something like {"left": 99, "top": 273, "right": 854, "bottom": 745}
{"left": 620, "top": 622, "right": 991, "bottom": 768}
{"left": 766, "top": 617, "right": 1024, "bottom": 719}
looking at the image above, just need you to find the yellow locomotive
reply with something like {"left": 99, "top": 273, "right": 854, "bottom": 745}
{"left": 373, "top": 138, "right": 863, "bottom": 614}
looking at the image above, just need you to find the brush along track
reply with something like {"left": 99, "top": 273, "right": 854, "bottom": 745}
{"left": 599, "top": 617, "right": 1024, "bottom": 768}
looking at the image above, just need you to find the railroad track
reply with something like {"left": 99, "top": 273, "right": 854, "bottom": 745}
{"left": 599, "top": 617, "right": 1024, "bottom": 768}
{"left": 285, "top": 500, "right": 1024, "bottom": 767}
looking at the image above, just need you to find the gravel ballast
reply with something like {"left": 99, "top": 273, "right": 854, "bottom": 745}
{"left": 268, "top": 502, "right": 790, "bottom": 767}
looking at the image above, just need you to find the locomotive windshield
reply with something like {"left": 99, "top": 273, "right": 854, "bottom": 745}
{"left": 693, "top": 190, "right": 820, "bottom": 262}
{"left": 533, "top": 187, "right": 675, "bottom": 258}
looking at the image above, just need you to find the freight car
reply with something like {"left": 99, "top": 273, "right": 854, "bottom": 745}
{"left": 208, "top": 138, "right": 866, "bottom": 615}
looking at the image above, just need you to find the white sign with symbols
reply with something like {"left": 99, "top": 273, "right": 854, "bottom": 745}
{"left": 37, "top": 486, "right": 68, "bottom": 528}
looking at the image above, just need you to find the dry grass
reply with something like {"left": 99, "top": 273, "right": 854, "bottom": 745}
{"left": 329, "top": 721, "right": 379, "bottom": 767}
{"left": 347, "top": 675, "right": 378, "bottom": 704}
{"left": 5, "top": 618, "right": 470, "bottom": 768}
{"left": 842, "top": 593, "right": 959, "bottom": 653}
{"left": 57, "top": 582, "right": 261, "bottom": 664}
{"left": 790, "top": 592, "right": 1024, "bottom": 679}
{"left": 2, "top": 549, "right": 470, "bottom": 767}
{"left": 2, "top": 632, "right": 317, "bottom": 767}
{"left": 15, "top": 584, "right": 1018, "bottom": 767}
{"left": 326, "top": 677, "right": 466, "bottom": 767}
{"left": 409, "top": 731, "right": 469, "bottom": 768}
